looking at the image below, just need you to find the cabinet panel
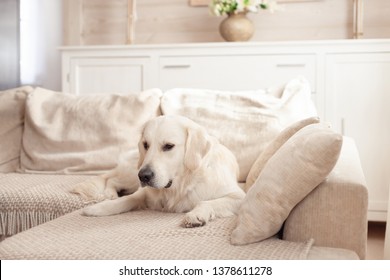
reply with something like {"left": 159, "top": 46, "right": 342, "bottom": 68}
{"left": 325, "top": 53, "right": 390, "bottom": 221}
{"left": 69, "top": 57, "right": 150, "bottom": 94}
{"left": 159, "top": 55, "right": 316, "bottom": 92}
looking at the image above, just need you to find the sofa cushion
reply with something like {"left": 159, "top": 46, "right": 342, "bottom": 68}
{"left": 244, "top": 116, "right": 320, "bottom": 192}
{"left": 0, "top": 86, "right": 34, "bottom": 172}
{"left": 0, "top": 173, "right": 94, "bottom": 237}
{"left": 0, "top": 209, "right": 314, "bottom": 260}
{"left": 231, "top": 123, "right": 343, "bottom": 245}
{"left": 20, "top": 88, "right": 162, "bottom": 174}
{"left": 161, "top": 77, "right": 317, "bottom": 182}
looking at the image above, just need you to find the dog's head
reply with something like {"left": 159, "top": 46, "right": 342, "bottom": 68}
{"left": 137, "top": 115, "right": 211, "bottom": 189}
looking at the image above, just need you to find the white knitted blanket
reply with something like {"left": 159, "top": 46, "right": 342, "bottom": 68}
{"left": 0, "top": 173, "right": 93, "bottom": 237}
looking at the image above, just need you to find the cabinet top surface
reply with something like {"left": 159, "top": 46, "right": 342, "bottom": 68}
{"left": 59, "top": 39, "right": 390, "bottom": 52}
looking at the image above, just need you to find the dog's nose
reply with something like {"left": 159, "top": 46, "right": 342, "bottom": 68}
{"left": 138, "top": 167, "right": 154, "bottom": 184}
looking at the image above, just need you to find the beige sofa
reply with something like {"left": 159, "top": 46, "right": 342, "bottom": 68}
{"left": 0, "top": 78, "right": 368, "bottom": 260}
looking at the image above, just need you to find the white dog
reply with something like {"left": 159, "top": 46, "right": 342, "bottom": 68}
{"left": 79, "top": 115, "right": 245, "bottom": 228}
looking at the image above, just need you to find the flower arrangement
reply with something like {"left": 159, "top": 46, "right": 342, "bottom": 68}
{"left": 210, "top": 0, "right": 278, "bottom": 16}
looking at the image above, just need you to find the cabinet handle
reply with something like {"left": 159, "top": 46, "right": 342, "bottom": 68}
{"left": 163, "top": 65, "right": 191, "bottom": 69}
{"left": 276, "top": 63, "right": 306, "bottom": 68}
{"left": 341, "top": 118, "right": 345, "bottom": 135}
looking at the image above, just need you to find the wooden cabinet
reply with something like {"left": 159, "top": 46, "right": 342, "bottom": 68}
{"left": 67, "top": 56, "right": 151, "bottom": 94}
{"left": 325, "top": 53, "right": 390, "bottom": 221}
{"left": 60, "top": 40, "right": 390, "bottom": 221}
{"left": 159, "top": 54, "right": 316, "bottom": 91}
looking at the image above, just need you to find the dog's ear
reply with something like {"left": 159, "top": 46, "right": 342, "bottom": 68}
{"left": 137, "top": 139, "right": 146, "bottom": 169}
{"left": 137, "top": 123, "right": 148, "bottom": 169}
{"left": 185, "top": 127, "right": 211, "bottom": 171}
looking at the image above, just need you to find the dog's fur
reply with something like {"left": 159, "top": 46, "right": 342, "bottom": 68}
{"left": 71, "top": 150, "right": 140, "bottom": 202}
{"left": 77, "top": 115, "right": 245, "bottom": 227}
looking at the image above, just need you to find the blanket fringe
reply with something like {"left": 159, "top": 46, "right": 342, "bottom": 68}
{"left": 0, "top": 211, "right": 59, "bottom": 236}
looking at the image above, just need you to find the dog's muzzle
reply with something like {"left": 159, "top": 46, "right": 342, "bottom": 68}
{"left": 138, "top": 166, "right": 154, "bottom": 186}
{"left": 138, "top": 166, "right": 172, "bottom": 189}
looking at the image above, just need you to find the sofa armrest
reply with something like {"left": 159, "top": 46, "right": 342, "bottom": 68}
{"left": 282, "top": 137, "right": 368, "bottom": 259}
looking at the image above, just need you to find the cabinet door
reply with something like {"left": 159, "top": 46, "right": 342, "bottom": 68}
{"left": 159, "top": 54, "right": 316, "bottom": 91}
{"left": 68, "top": 57, "right": 150, "bottom": 95}
{"left": 325, "top": 53, "right": 390, "bottom": 221}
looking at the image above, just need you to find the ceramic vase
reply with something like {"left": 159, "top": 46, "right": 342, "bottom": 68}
{"left": 219, "top": 12, "right": 255, "bottom": 42}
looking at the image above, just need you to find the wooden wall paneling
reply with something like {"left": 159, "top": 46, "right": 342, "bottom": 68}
{"left": 248, "top": 0, "right": 354, "bottom": 42}
{"left": 189, "top": 0, "right": 324, "bottom": 5}
{"left": 189, "top": 0, "right": 209, "bottom": 6}
{"left": 364, "top": 0, "right": 390, "bottom": 39}
{"left": 81, "top": 0, "right": 128, "bottom": 45}
{"left": 63, "top": 0, "right": 135, "bottom": 45}
{"left": 63, "top": 0, "right": 82, "bottom": 45}
{"left": 134, "top": 0, "right": 356, "bottom": 44}
{"left": 135, "top": 0, "right": 221, "bottom": 44}
{"left": 63, "top": 0, "right": 389, "bottom": 45}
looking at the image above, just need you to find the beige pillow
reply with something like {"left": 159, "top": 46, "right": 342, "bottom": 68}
{"left": 0, "top": 86, "right": 34, "bottom": 172}
{"left": 231, "top": 123, "right": 343, "bottom": 245}
{"left": 161, "top": 77, "right": 317, "bottom": 182}
{"left": 244, "top": 116, "right": 320, "bottom": 192}
{"left": 20, "top": 88, "right": 162, "bottom": 174}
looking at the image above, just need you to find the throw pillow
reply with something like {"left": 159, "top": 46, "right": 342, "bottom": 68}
{"left": 230, "top": 123, "right": 343, "bottom": 245}
{"left": 161, "top": 77, "right": 318, "bottom": 182}
{"left": 20, "top": 88, "right": 162, "bottom": 174}
{"left": 0, "top": 86, "right": 34, "bottom": 172}
{"left": 244, "top": 116, "right": 320, "bottom": 192}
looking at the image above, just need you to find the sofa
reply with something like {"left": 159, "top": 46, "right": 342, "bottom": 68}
{"left": 0, "top": 77, "right": 368, "bottom": 260}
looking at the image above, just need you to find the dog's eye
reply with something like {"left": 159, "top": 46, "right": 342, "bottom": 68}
{"left": 143, "top": 141, "right": 149, "bottom": 150}
{"left": 162, "top": 143, "right": 175, "bottom": 152}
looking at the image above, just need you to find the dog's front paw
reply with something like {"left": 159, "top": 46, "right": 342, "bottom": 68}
{"left": 182, "top": 212, "right": 207, "bottom": 228}
{"left": 81, "top": 202, "right": 110, "bottom": 217}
